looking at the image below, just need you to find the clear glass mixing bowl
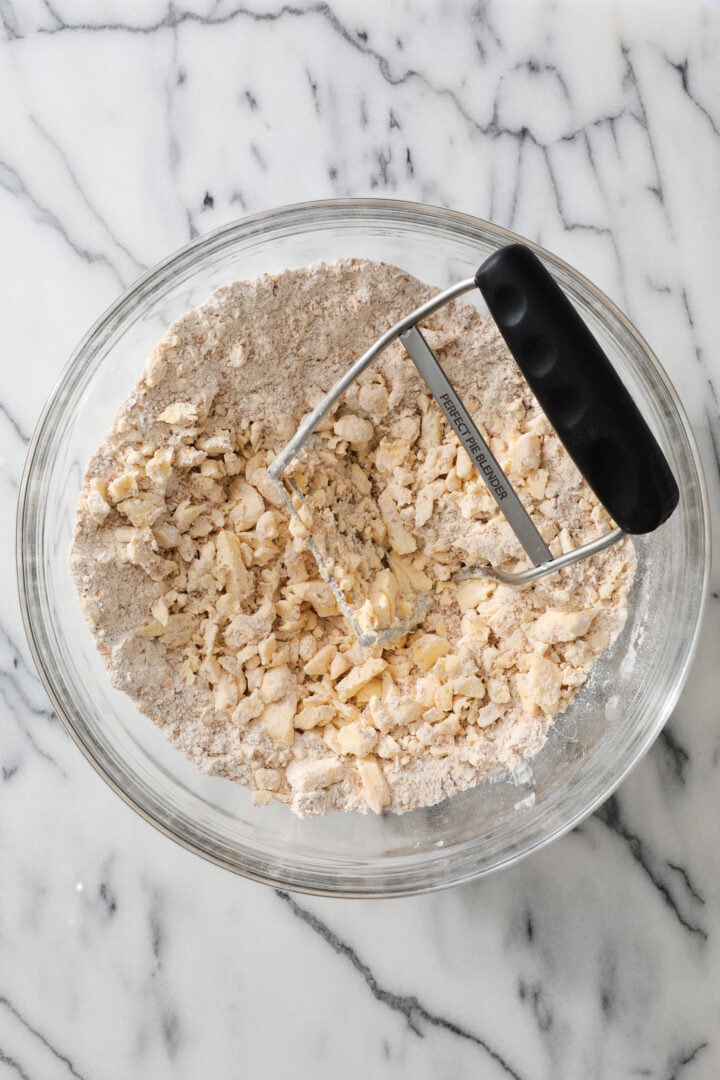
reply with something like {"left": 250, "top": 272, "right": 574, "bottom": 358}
{"left": 17, "top": 200, "right": 710, "bottom": 896}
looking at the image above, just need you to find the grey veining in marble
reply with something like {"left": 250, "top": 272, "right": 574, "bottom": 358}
{"left": 1, "top": 2, "right": 719, "bottom": 1078}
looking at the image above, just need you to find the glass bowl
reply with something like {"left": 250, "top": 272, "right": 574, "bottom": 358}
{"left": 17, "top": 199, "right": 710, "bottom": 897}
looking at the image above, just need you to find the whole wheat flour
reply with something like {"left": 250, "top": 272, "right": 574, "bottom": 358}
{"left": 70, "top": 258, "right": 635, "bottom": 816}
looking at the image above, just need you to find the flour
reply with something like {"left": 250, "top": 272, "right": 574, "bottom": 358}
{"left": 70, "top": 259, "right": 635, "bottom": 816}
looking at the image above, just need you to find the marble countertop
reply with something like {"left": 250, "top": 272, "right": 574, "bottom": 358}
{"left": 3, "top": 1, "right": 719, "bottom": 1077}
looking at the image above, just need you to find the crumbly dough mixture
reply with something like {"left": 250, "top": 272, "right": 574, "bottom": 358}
{"left": 71, "top": 258, "right": 635, "bottom": 816}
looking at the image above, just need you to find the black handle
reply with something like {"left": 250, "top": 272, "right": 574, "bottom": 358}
{"left": 474, "top": 244, "right": 679, "bottom": 534}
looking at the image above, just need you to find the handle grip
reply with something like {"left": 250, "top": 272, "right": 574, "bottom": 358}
{"left": 475, "top": 244, "right": 679, "bottom": 534}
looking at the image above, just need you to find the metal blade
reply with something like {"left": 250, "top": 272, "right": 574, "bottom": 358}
{"left": 400, "top": 324, "right": 552, "bottom": 566}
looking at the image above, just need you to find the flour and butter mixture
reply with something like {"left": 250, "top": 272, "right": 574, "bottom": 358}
{"left": 70, "top": 259, "right": 635, "bottom": 816}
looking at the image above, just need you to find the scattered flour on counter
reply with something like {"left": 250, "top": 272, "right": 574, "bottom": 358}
{"left": 70, "top": 258, "right": 635, "bottom": 817}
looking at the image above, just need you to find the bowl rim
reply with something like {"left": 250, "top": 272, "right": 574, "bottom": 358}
{"left": 16, "top": 197, "right": 712, "bottom": 897}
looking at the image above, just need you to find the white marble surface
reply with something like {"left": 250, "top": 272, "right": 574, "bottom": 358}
{"left": 2, "top": 1, "right": 720, "bottom": 1076}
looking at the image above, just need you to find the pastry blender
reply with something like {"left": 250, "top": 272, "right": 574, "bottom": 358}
{"left": 270, "top": 245, "right": 678, "bottom": 646}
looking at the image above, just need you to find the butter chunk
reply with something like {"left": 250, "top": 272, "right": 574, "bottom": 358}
{"left": 255, "top": 509, "right": 278, "bottom": 540}
{"left": 377, "top": 487, "right": 416, "bottom": 555}
{"left": 452, "top": 676, "right": 485, "bottom": 700}
{"left": 173, "top": 500, "right": 206, "bottom": 532}
{"left": 415, "top": 487, "right": 435, "bottom": 528}
{"left": 286, "top": 757, "right": 344, "bottom": 793}
{"left": 140, "top": 612, "right": 194, "bottom": 646}
{"left": 415, "top": 675, "right": 439, "bottom": 709}
{"left": 118, "top": 495, "right": 165, "bottom": 529}
{"left": 322, "top": 724, "right": 343, "bottom": 755}
{"left": 358, "top": 380, "right": 388, "bottom": 416}
{"left": 357, "top": 756, "right": 391, "bottom": 814}
{"left": 387, "top": 554, "right": 432, "bottom": 593}
{"left": 153, "top": 522, "right": 181, "bottom": 549}
{"left": 367, "top": 569, "right": 398, "bottom": 627}
{"left": 476, "top": 702, "right": 503, "bottom": 728}
{"left": 145, "top": 446, "right": 174, "bottom": 489}
{"left": 525, "top": 469, "right": 548, "bottom": 500}
{"left": 150, "top": 596, "right": 170, "bottom": 626}
{"left": 260, "top": 665, "right": 296, "bottom": 704}
{"left": 261, "top": 699, "right": 296, "bottom": 745}
{"left": 214, "top": 674, "right": 239, "bottom": 713}
{"left": 254, "top": 768, "right": 280, "bottom": 792}
{"left": 456, "top": 578, "right": 495, "bottom": 612}
{"left": 418, "top": 443, "right": 455, "bottom": 483}
{"left": 455, "top": 446, "right": 474, "bottom": 480}
{"left": 144, "top": 346, "right": 167, "bottom": 387}
{"left": 335, "top": 658, "right": 387, "bottom": 702}
{"left": 487, "top": 676, "right": 510, "bottom": 704}
{"left": 333, "top": 414, "right": 374, "bottom": 446}
{"left": 511, "top": 432, "right": 541, "bottom": 474}
{"left": 107, "top": 472, "right": 139, "bottom": 504}
{"left": 516, "top": 655, "right": 562, "bottom": 717}
{"left": 349, "top": 463, "right": 372, "bottom": 495}
{"left": 377, "top": 735, "right": 400, "bottom": 759}
{"left": 336, "top": 722, "right": 378, "bottom": 757}
{"left": 410, "top": 634, "right": 452, "bottom": 671}
{"left": 434, "top": 681, "right": 454, "bottom": 712}
{"left": 329, "top": 653, "right": 351, "bottom": 681}
{"left": 291, "top": 580, "right": 338, "bottom": 618}
{"left": 303, "top": 645, "right": 336, "bottom": 677}
{"left": 530, "top": 609, "right": 597, "bottom": 645}
{"left": 232, "top": 689, "right": 264, "bottom": 727}
{"left": 85, "top": 478, "right": 112, "bottom": 523}
{"left": 228, "top": 479, "right": 265, "bottom": 531}
{"left": 157, "top": 401, "right": 198, "bottom": 425}
{"left": 215, "top": 529, "right": 251, "bottom": 596}
{"left": 198, "top": 430, "right": 233, "bottom": 455}
{"left": 126, "top": 531, "right": 177, "bottom": 581}
{"left": 374, "top": 439, "right": 407, "bottom": 473}
{"left": 294, "top": 704, "right": 335, "bottom": 731}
